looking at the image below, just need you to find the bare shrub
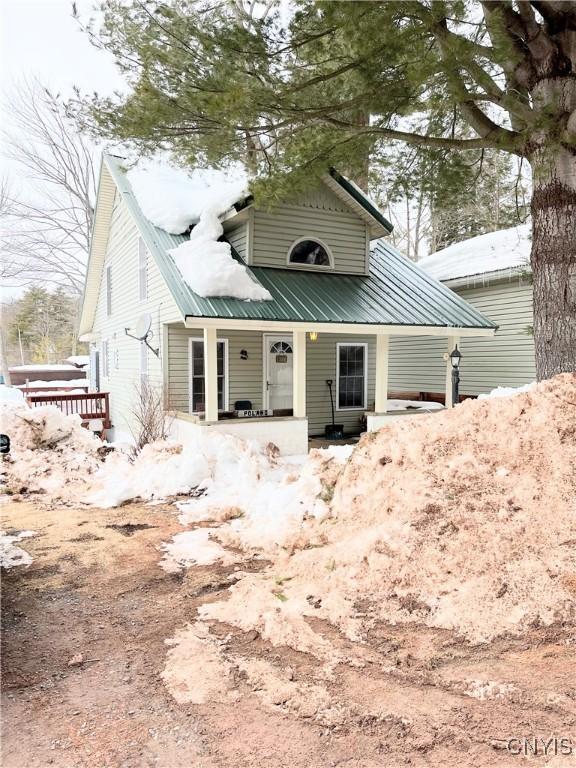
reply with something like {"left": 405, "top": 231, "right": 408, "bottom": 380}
{"left": 130, "top": 379, "right": 172, "bottom": 453}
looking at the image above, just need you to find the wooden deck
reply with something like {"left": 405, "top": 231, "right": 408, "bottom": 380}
{"left": 26, "top": 392, "right": 111, "bottom": 434}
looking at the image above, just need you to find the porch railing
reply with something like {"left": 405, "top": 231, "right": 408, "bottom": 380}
{"left": 25, "top": 392, "right": 111, "bottom": 431}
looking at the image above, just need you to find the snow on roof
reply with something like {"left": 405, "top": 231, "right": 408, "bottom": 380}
{"left": 65, "top": 355, "right": 89, "bottom": 367}
{"left": 123, "top": 157, "right": 270, "bottom": 301}
{"left": 127, "top": 158, "right": 248, "bottom": 235}
{"left": 418, "top": 224, "right": 531, "bottom": 282}
{"left": 169, "top": 208, "right": 272, "bottom": 302}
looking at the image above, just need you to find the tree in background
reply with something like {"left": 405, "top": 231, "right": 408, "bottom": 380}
{"left": 1, "top": 79, "right": 96, "bottom": 295}
{"left": 378, "top": 145, "right": 530, "bottom": 258}
{"left": 4, "top": 287, "right": 85, "bottom": 366}
{"left": 80, "top": 0, "right": 575, "bottom": 378}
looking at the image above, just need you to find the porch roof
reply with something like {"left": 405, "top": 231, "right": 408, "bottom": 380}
{"left": 154, "top": 237, "right": 495, "bottom": 331}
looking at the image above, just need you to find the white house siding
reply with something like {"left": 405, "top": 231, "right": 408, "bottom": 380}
{"left": 92, "top": 192, "right": 182, "bottom": 439}
{"left": 388, "top": 278, "right": 535, "bottom": 396}
{"left": 167, "top": 328, "right": 376, "bottom": 436}
{"left": 223, "top": 219, "right": 248, "bottom": 261}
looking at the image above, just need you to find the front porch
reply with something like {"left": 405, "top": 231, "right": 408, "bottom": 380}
{"left": 166, "top": 320, "right": 483, "bottom": 455}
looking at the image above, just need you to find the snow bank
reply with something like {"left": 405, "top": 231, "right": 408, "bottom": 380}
{"left": 0, "top": 530, "right": 35, "bottom": 568}
{"left": 1, "top": 403, "right": 102, "bottom": 497}
{"left": 0, "top": 385, "right": 25, "bottom": 404}
{"left": 178, "top": 374, "right": 576, "bottom": 656}
{"left": 127, "top": 159, "right": 247, "bottom": 235}
{"left": 419, "top": 224, "right": 531, "bottom": 281}
{"left": 478, "top": 382, "right": 535, "bottom": 399}
{"left": 169, "top": 208, "right": 272, "bottom": 301}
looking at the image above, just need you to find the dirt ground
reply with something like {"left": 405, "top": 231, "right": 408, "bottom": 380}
{"left": 2, "top": 498, "right": 575, "bottom": 768}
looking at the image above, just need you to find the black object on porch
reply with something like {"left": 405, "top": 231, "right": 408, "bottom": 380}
{"left": 325, "top": 379, "right": 344, "bottom": 440}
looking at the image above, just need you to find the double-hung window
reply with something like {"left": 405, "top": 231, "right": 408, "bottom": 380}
{"left": 138, "top": 238, "right": 148, "bottom": 301}
{"left": 336, "top": 343, "right": 367, "bottom": 410}
{"left": 189, "top": 338, "right": 228, "bottom": 413}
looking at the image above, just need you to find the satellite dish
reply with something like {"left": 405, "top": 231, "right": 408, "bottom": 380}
{"left": 133, "top": 313, "right": 152, "bottom": 341}
{"left": 125, "top": 313, "right": 159, "bottom": 356}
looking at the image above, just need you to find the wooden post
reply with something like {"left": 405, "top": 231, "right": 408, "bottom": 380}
{"left": 203, "top": 327, "right": 218, "bottom": 422}
{"left": 374, "top": 334, "right": 389, "bottom": 413}
{"left": 445, "top": 335, "right": 460, "bottom": 408}
{"left": 292, "top": 330, "right": 306, "bottom": 418}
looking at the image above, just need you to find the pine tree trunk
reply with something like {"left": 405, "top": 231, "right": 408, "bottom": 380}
{"left": 530, "top": 145, "right": 576, "bottom": 380}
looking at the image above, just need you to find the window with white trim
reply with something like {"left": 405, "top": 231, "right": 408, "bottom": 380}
{"left": 138, "top": 238, "right": 148, "bottom": 301}
{"left": 105, "top": 265, "right": 112, "bottom": 316}
{"left": 288, "top": 238, "right": 332, "bottom": 267}
{"left": 336, "top": 343, "right": 367, "bottom": 410}
{"left": 139, "top": 341, "right": 148, "bottom": 385}
{"left": 189, "top": 339, "right": 228, "bottom": 413}
{"left": 101, "top": 340, "right": 109, "bottom": 379}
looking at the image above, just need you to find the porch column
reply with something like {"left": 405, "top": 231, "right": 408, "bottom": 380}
{"left": 374, "top": 333, "right": 389, "bottom": 413}
{"left": 292, "top": 330, "right": 306, "bottom": 418}
{"left": 445, "top": 335, "right": 460, "bottom": 408}
{"left": 203, "top": 327, "right": 218, "bottom": 421}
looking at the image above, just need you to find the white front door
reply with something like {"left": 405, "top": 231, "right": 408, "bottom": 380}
{"left": 265, "top": 335, "right": 293, "bottom": 411}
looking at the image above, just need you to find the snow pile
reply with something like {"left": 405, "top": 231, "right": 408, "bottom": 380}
{"left": 0, "top": 530, "right": 35, "bottom": 568}
{"left": 0, "top": 385, "right": 25, "bottom": 404}
{"left": 175, "top": 375, "right": 576, "bottom": 666}
{"left": 1, "top": 403, "right": 102, "bottom": 496}
{"left": 89, "top": 430, "right": 274, "bottom": 508}
{"left": 169, "top": 208, "right": 272, "bottom": 301}
{"left": 160, "top": 445, "right": 352, "bottom": 571}
{"left": 127, "top": 159, "right": 247, "bottom": 235}
{"left": 479, "top": 382, "right": 535, "bottom": 399}
{"left": 419, "top": 223, "right": 531, "bottom": 281}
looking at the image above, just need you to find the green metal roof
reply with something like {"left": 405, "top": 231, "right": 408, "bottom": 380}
{"left": 104, "top": 154, "right": 495, "bottom": 331}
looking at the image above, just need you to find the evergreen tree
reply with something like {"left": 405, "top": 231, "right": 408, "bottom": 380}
{"left": 7, "top": 287, "right": 85, "bottom": 365}
{"left": 79, "top": 1, "right": 576, "bottom": 379}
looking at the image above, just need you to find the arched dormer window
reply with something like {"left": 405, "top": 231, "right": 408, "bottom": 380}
{"left": 287, "top": 238, "right": 333, "bottom": 268}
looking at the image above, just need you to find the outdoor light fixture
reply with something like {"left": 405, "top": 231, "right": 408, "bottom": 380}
{"left": 240, "top": 349, "right": 248, "bottom": 360}
{"left": 450, "top": 345, "right": 462, "bottom": 406}
{"left": 309, "top": 331, "right": 318, "bottom": 342}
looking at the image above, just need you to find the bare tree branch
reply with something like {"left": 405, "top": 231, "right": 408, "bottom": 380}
{"left": 1, "top": 79, "right": 96, "bottom": 295}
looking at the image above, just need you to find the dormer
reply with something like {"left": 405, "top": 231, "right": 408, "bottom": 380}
{"left": 222, "top": 169, "right": 392, "bottom": 277}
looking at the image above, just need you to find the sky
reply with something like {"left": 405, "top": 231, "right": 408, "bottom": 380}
{"left": 1, "top": 0, "right": 122, "bottom": 301}
{"left": 0, "top": 0, "right": 121, "bottom": 101}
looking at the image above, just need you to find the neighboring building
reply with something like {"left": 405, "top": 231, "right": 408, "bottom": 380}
{"left": 389, "top": 225, "right": 535, "bottom": 398}
{"left": 9, "top": 364, "right": 88, "bottom": 388}
{"left": 78, "top": 154, "right": 495, "bottom": 454}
